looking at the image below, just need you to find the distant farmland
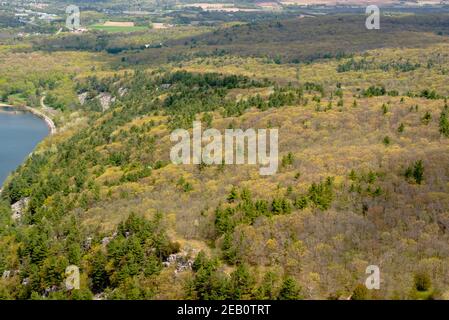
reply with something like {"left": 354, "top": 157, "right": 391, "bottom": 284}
{"left": 90, "top": 21, "right": 148, "bottom": 32}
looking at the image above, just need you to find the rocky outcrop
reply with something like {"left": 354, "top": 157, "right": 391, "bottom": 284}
{"left": 78, "top": 92, "right": 88, "bottom": 105}
{"left": 97, "top": 93, "right": 116, "bottom": 112}
{"left": 163, "top": 249, "right": 198, "bottom": 273}
{"left": 101, "top": 231, "right": 118, "bottom": 248}
{"left": 11, "top": 197, "right": 30, "bottom": 221}
{"left": 84, "top": 237, "right": 93, "bottom": 250}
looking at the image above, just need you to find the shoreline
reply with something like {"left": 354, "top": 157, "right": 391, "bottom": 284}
{"left": 0, "top": 103, "right": 56, "bottom": 135}
{"left": 0, "top": 102, "right": 56, "bottom": 194}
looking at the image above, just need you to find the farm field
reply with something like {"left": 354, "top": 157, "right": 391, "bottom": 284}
{"left": 90, "top": 22, "right": 149, "bottom": 33}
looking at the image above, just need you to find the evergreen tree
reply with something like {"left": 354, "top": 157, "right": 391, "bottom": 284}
{"left": 277, "top": 277, "right": 303, "bottom": 300}
{"left": 191, "top": 254, "right": 230, "bottom": 300}
{"left": 439, "top": 109, "right": 449, "bottom": 137}
{"left": 192, "top": 251, "right": 208, "bottom": 272}
{"left": 413, "top": 160, "right": 424, "bottom": 184}
{"left": 229, "top": 264, "right": 255, "bottom": 299}
{"left": 222, "top": 233, "right": 237, "bottom": 264}
{"left": 227, "top": 187, "right": 238, "bottom": 203}
{"left": 240, "top": 188, "right": 252, "bottom": 202}
{"left": 405, "top": 160, "right": 424, "bottom": 184}
{"left": 351, "top": 284, "right": 369, "bottom": 300}
{"left": 215, "top": 207, "right": 235, "bottom": 235}
{"left": 91, "top": 250, "right": 109, "bottom": 293}
{"left": 414, "top": 272, "right": 431, "bottom": 292}
{"left": 256, "top": 271, "right": 279, "bottom": 299}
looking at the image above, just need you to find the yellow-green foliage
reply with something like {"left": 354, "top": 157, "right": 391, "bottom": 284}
{"left": 0, "top": 47, "right": 111, "bottom": 109}
{"left": 2, "top": 23, "right": 449, "bottom": 300}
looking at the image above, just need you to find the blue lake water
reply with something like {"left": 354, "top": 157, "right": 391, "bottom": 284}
{"left": 0, "top": 107, "right": 49, "bottom": 185}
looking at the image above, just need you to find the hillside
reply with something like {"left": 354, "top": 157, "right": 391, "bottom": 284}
{"left": 1, "top": 13, "right": 449, "bottom": 300}
{"left": 121, "top": 14, "right": 449, "bottom": 65}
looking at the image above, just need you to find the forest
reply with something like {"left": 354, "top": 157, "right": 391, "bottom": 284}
{"left": 1, "top": 11, "right": 449, "bottom": 300}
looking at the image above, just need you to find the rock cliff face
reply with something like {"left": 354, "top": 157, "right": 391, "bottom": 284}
{"left": 163, "top": 249, "right": 199, "bottom": 274}
{"left": 78, "top": 92, "right": 88, "bottom": 105}
{"left": 97, "top": 93, "right": 116, "bottom": 112}
{"left": 79, "top": 92, "right": 119, "bottom": 112}
{"left": 11, "top": 197, "right": 30, "bottom": 221}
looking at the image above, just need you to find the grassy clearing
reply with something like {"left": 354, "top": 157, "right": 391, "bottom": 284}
{"left": 89, "top": 24, "right": 149, "bottom": 33}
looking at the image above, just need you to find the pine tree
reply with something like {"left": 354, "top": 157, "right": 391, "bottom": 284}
{"left": 229, "top": 264, "right": 255, "bottom": 299}
{"left": 271, "top": 199, "right": 283, "bottom": 215}
{"left": 414, "top": 272, "right": 431, "bottom": 292}
{"left": 277, "top": 277, "right": 303, "bottom": 300}
{"left": 413, "top": 160, "right": 424, "bottom": 184}
{"left": 240, "top": 188, "right": 252, "bottom": 202}
{"left": 281, "top": 152, "right": 295, "bottom": 167}
{"left": 227, "top": 187, "right": 238, "bottom": 203}
{"left": 405, "top": 160, "right": 424, "bottom": 184}
{"left": 222, "top": 233, "right": 237, "bottom": 264}
{"left": 256, "top": 271, "right": 279, "bottom": 299}
{"left": 215, "top": 207, "right": 235, "bottom": 235}
{"left": 191, "top": 254, "right": 230, "bottom": 300}
{"left": 351, "top": 284, "right": 369, "bottom": 300}
{"left": 192, "top": 251, "right": 208, "bottom": 272}
{"left": 91, "top": 250, "right": 109, "bottom": 293}
{"left": 439, "top": 109, "right": 449, "bottom": 137}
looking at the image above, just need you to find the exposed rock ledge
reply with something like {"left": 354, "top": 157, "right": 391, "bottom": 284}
{"left": 11, "top": 197, "right": 30, "bottom": 221}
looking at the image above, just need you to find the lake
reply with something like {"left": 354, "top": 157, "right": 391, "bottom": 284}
{"left": 0, "top": 107, "right": 49, "bottom": 186}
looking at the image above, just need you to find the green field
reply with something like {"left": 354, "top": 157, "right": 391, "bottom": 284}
{"left": 89, "top": 24, "right": 149, "bottom": 33}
